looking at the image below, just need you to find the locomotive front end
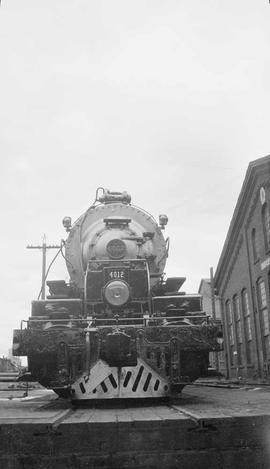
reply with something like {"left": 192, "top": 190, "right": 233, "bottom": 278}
{"left": 13, "top": 188, "right": 223, "bottom": 400}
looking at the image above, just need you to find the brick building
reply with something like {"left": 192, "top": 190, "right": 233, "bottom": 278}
{"left": 215, "top": 155, "right": 270, "bottom": 380}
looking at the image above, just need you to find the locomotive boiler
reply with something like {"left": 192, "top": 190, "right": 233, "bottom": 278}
{"left": 13, "top": 188, "right": 223, "bottom": 400}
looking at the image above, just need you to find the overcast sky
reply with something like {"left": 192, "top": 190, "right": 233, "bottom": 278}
{"left": 0, "top": 1, "right": 270, "bottom": 357}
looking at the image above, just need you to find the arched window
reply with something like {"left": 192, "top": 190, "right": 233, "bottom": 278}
{"left": 225, "top": 300, "right": 234, "bottom": 366}
{"left": 262, "top": 204, "right": 270, "bottom": 251}
{"left": 233, "top": 295, "right": 243, "bottom": 365}
{"left": 241, "top": 289, "right": 252, "bottom": 364}
{"left": 251, "top": 228, "right": 259, "bottom": 261}
{"left": 257, "top": 277, "right": 270, "bottom": 357}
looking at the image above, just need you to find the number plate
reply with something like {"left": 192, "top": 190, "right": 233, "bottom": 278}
{"left": 104, "top": 268, "right": 128, "bottom": 284}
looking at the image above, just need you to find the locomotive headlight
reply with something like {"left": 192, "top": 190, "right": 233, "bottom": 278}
{"left": 104, "top": 280, "right": 130, "bottom": 306}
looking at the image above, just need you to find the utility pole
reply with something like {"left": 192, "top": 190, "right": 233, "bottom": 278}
{"left": 27, "top": 235, "right": 61, "bottom": 299}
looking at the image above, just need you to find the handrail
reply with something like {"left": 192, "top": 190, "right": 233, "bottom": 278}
{"left": 20, "top": 315, "right": 212, "bottom": 329}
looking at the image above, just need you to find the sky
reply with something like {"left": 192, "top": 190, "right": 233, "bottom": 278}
{"left": 0, "top": 0, "right": 270, "bottom": 356}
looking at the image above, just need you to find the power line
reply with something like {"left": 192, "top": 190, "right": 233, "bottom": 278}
{"left": 27, "top": 235, "right": 61, "bottom": 300}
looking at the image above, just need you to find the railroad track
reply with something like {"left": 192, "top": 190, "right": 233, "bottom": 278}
{"left": 0, "top": 372, "right": 19, "bottom": 382}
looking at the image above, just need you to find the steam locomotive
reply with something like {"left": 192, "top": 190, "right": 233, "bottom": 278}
{"left": 13, "top": 188, "right": 222, "bottom": 400}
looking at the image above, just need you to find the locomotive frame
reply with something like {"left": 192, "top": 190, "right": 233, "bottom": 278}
{"left": 13, "top": 188, "right": 223, "bottom": 400}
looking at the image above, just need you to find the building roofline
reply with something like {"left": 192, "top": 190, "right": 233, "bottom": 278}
{"left": 214, "top": 155, "right": 270, "bottom": 287}
{"left": 198, "top": 278, "right": 210, "bottom": 293}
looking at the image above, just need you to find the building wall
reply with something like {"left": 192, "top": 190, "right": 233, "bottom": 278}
{"left": 199, "top": 279, "right": 222, "bottom": 319}
{"left": 0, "top": 357, "right": 17, "bottom": 372}
{"left": 199, "top": 279, "right": 225, "bottom": 374}
{"left": 217, "top": 174, "right": 270, "bottom": 381}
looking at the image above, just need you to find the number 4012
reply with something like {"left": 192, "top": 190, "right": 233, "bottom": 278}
{"left": 109, "top": 271, "right": 124, "bottom": 279}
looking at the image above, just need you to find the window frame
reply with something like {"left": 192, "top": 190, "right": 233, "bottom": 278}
{"left": 262, "top": 203, "right": 270, "bottom": 253}
{"left": 251, "top": 227, "right": 259, "bottom": 262}
{"left": 241, "top": 288, "right": 252, "bottom": 364}
{"left": 256, "top": 277, "right": 270, "bottom": 361}
{"left": 226, "top": 299, "right": 234, "bottom": 366}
